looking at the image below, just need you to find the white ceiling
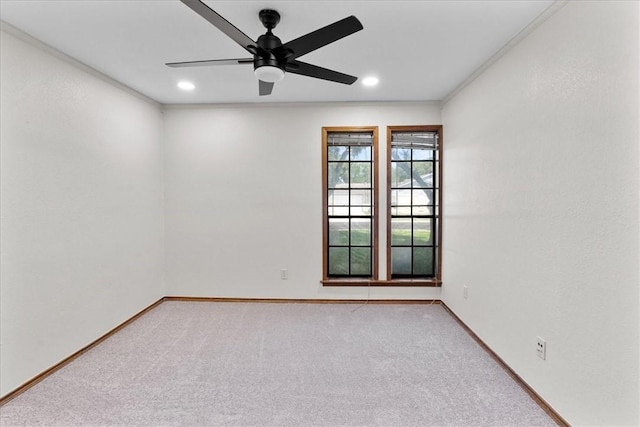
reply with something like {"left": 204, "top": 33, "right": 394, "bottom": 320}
{"left": 0, "top": 0, "right": 555, "bottom": 105}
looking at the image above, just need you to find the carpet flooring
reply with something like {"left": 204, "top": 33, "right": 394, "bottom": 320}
{"left": 0, "top": 301, "right": 556, "bottom": 426}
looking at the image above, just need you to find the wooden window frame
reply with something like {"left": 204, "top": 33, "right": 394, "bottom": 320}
{"left": 386, "top": 125, "right": 442, "bottom": 286}
{"left": 322, "top": 126, "right": 379, "bottom": 285}
{"left": 321, "top": 125, "right": 442, "bottom": 287}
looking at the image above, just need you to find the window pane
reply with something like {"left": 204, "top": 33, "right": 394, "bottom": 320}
{"left": 413, "top": 218, "right": 432, "bottom": 246}
{"left": 350, "top": 248, "right": 371, "bottom": 275}
{"left": 328, "top": 163, "right": 349, "bottom": 188}
{"left": 391, "top": 162, "right": 411, "bottom": 188}
{"left": 391, "top": 206, "right": 412, "bottom": 216}
{"left": 350, "top": 146, "right": 371, "bottom": 161}
{"left": 328, "top": 247, "right": 349, "bottom": 275}
{"left": 411, "top": 162, "right": 433, "bottom": 188}
{"left": 391, "top": 147, "right": 410, "bottom": 161}
{"left": 391, "top": 218, "right": 411, "bottom": 245}
{"left": 328, "top": 189, "right": 349, "bottom": 206}
{"left": 413, "top": 247, "right": 434, "bottom": 276}
{"left": 328, "top": 146, "right": 348, "bottom": 161}
{"left": 350, "top": 206, "right": 371, "bottom": 216}
{"left": 391, "top": 189, "right": 411, "bottom": 206}
{"left": 413, "top": 206, "right": 432, "bottom": 216}
{"left": 328, "top": 206, "right": 349, "bottom": 216}
{"left": 350, "top": 163, "right": 371, "bottom": 186}
{"left": 350, "top": 189, "right": 370, "bottom": 206}
{"left": 413, "top": 189, "right": 432, "bottom": 206}
{"left": 329, "top": 219, "right": 349, "bottom": 246}
{"left": 391, "top": 247, "right": 412, "bottom": 275}
{"left": 413, "top": 149, "right": 433, "bottom": 161}
{"left": 351, "top": 219, "right": 371, "bottom": 246}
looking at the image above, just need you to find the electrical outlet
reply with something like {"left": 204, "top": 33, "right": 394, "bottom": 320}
{"left": 463, "top": 285, "right": 468, "bottom": 299}
{"left": 536, "top": 337, "right": 546, "bottom": 360}
{"left": 280, "top": 269, "right": 288, "bottom": 280}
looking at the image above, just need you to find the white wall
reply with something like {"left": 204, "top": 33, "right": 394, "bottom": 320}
{"left": 441, "top": 2, "right": 639, "bottom": 425}
{"left": 0, "top": 29, "right": 165, "bottom": 395}
{"left": 163, "top": 102, "right": 442, "bottom": 300}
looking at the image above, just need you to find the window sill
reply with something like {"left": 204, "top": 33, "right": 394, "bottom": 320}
{"left": 321, "top": 279, "right": 441, "bottom": 287}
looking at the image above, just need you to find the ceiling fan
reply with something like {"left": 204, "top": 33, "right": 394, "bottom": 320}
{"left": 166, "top": 0, "right": 363, "bottom": 96}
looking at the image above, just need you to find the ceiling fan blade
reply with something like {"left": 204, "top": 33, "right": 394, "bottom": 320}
{"left": 272, "top": 16, "right": 363, "bottom": 61}
{"left": 259, "top": 80, "right": 274, "bottom": 96}
{"left": 285, "top": 60, "right": 357, "bottom": 85}
{"left": 166, "top": 58, "right": 253, "bottom": 68}
{"left": 179, "top": 0, "right": 262, "bottom": 55}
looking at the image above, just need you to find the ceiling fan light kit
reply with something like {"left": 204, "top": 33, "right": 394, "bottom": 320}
{"left": 254, "top": 66, "right": 285, "bottom": 83}
{"left": 167, "top": 0, "right": 363, "bottom": 96}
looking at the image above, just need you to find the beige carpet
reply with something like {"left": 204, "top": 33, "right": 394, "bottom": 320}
{"left": 0, "top": 301, "right": 556, "bottom": 426}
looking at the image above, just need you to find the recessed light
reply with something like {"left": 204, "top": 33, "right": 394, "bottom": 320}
{"left": 362, "top": 76, "right": 379, "bottom": 87}
{"left": 177, "top": 81, "right": 195, "bottom": 91}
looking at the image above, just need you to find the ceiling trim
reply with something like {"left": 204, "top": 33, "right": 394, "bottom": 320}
{"left": 161, "top": 100, "right": 442, "bottom": 110}
{"left": 440, "top": 0, "right": 569, "bottom": 107}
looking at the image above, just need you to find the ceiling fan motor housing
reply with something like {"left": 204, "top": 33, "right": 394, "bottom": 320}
{"left": 254, "top": 32, "right": 284, "bottom": 71}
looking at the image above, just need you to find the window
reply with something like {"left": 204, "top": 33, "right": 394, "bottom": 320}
{"left": 322, "top": 125, "right": 441, "bottom": 286}
{"left": 322, "top": 127, "right": 378, "bottom": 281}
{"left": 388, "top": 126, "right": 441, "bottom": 282}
